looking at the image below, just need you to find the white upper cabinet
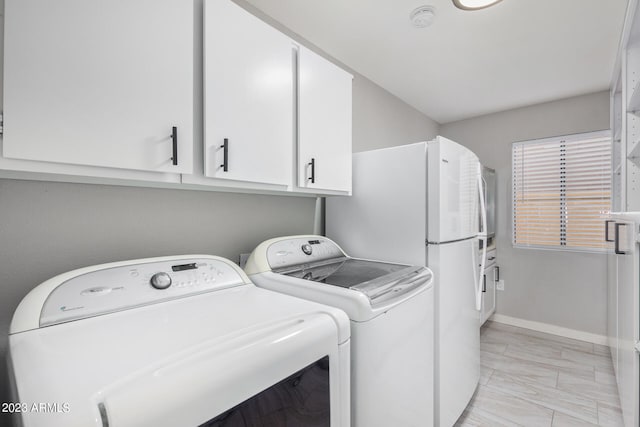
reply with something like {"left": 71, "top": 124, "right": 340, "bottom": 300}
{"left": 1, "top": 0, "right": 352, "bottom": 195}
{"left": 3, "top": 0, "right": 193, "bottom": 174}
{"left": 297, "top": 46, "right": 352, "bottom": 193}
{"left": 203, "top": 0, "right": 293, "bottom": 187}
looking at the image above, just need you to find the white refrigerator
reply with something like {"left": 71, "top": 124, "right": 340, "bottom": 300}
{"left": 326, "top": 136, "right": 486, "bottom": 427}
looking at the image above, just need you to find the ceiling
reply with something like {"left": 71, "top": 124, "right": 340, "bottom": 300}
{"left": 243, "top": 0, "right": 628, "bottom": 123}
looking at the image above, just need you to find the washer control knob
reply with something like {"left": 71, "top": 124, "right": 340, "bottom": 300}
{"left": 150, "top": 272, "right": 172, "bottom": 290}
{"left": 301, "top": 244, "right": 313, "bottom": 256}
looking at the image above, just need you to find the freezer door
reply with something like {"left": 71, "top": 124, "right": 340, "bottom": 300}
{"left": 428, "top": 136, "right": 481, "bottom": 243}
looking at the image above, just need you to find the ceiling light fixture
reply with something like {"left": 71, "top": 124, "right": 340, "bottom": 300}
{"left": 410, "top": 6, "right": 436, "bottom": 28}
{"left": 452, "top": 0, "right": 503, "bottom": 11}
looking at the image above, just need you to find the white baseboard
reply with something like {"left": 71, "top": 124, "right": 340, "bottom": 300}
{"left": 489, "top": 313, "right": 608, "bottom": 346}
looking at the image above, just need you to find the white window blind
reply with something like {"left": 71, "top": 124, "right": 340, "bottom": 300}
{"left": 512, "top": 130, "right": 611, "bottom": 251}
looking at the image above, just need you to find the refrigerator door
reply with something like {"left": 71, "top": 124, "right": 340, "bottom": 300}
{"left": 429, "top": 237, "right": 481, "bottom": 427}
{"left": 428, "top": 136, "right": 481, "bottom": 244}
{"left": 605, "top": 218, "right": 619, "bottom": 376}
{"left": 611, "top": 215, "right": 639, "bottom": 427}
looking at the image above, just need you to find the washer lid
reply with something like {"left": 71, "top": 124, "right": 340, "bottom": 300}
{"left": 277, "top": 258, "right": 432, "bottom": 306}
{"left": 277, "top": 258, "right": 406, "bottom": 287}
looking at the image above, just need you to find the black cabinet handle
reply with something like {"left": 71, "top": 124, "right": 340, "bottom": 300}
{"left": 495, "top": 266, "right": 500, "bottom": 282}
{"left": 171, "top": 126, "right": 178, "bottom": 166}
{"left": 482, "top": 274, "right": 486, "bottom": 292}
{"left": 615, "top": 223, "right": 628, "bottom": 255}
{"left": 220, "top": 138, "right": 228, "bottom": 172}
{"left": 605, "top": 220, "right": 615, "bottom": 242}
{"left": 308, "top": 158, "right": 315, "bottom": 183}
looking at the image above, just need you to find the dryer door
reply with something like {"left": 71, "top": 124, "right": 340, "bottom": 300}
{"left": 200, "top": 357, "right": 330, "bottom": 426}
{"left": 100, "top": 314, "right": 341, "bottom": 427}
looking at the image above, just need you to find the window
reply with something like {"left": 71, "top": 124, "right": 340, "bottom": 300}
{"left": 512, "top": 130, "right": 611, "bottom": 251}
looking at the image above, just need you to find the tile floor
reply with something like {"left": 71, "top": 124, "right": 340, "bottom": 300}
{"left": 455, "top": 321, "right": 624, "bottom": 427}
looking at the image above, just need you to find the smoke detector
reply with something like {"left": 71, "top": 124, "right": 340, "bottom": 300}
{"left": 410, "top": 6, "right": 436, "bottom": 28}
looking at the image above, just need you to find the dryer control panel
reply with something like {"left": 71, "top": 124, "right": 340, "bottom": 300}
{"left": 39, "top": 257, "right": 246, "bottom": 327}
{"left": 267, "top": 237, "right": 345, "bottom": 270}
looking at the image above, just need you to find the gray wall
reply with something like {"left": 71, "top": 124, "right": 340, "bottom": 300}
{"left": 352, "top": 76, "right": 440, "bottom": 152}
{"left": 0, "top": 1, "right": 438, "bottom": 424}
{"left": 441, "top": 91, "right": 610, "bottom": 336}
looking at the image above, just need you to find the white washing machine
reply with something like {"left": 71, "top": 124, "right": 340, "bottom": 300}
{"left": 245, "top": 235, "right": 435, "bottom": 427}
{"left": 8, "top": 255, "right": 351, "bottom": 427}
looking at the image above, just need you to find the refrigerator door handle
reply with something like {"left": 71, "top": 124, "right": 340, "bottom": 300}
{"left": 476, "top": 169, "right": 488, "bottom": 311}
{"left": 480, "top": 176, "right": 487, "bottom": 235}
{"left": 471, "top": 239, "right": 479, "bottom": 306}
{"left": 479, "top": 170, "right": 488, "bottom": 240}
{"left": 605, "top": 219, "right": 615, "bottom": 242}
{"left": 615, "top": 223, "right": 629, "bottom": 255}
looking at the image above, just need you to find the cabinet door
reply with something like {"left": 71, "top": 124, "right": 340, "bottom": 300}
{"left": 203, "top": 0, "right": 293, "bottom": 186}
{"left": 3, "top": 0, "right": 193, "bottom": 174}
{"left": 607, "top": 249, "right": 618, "bottom": 371}
{"left": 615, "top": 223, "right": 639, "bottom": 427}
{"left": 298, "top": 46, "right": 352, "bottom": 193}
{"left": 481, "top": 273, "right": 488, "bottom": 324}
{"left": 481, "top": 265, "right": 497, "bottom": 325}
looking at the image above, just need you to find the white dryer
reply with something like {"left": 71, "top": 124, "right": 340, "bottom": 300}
{"left": 245, "top": 235, "right": 435, "bottom": 427}
{"left": 8, "top": 255, "right": 350, "bottom": 427}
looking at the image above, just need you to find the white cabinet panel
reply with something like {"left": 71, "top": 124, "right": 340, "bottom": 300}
{"left": 203, "top": 0, "right": 293, "bottom": 187}
{"left": 481, "top": 267, "right": 497, "bottom": 325}
{"left": 481, "top": 248, "right": 497, "bottom": 325}
{"left": 297, "top": 46, "right": 352, "bottom": 193}
{"left": 3, "top": 0, "right": 193, "bottom": 174}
